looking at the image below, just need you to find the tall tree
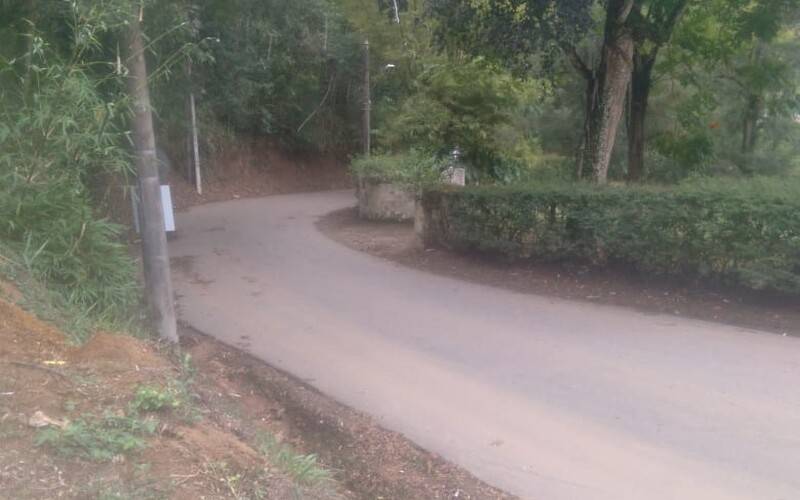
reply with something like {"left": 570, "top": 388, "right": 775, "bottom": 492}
{"left": 625, "top": 1, "right": 689, "bottom": 181}
{"left": 584, "top": 0, "right": 635, "bottom": 183}
{"left": 428, "top": 0, "right": 637, "bottom": 184}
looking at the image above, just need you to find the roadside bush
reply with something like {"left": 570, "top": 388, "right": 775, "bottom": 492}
{"left": 0, "top": 173, "right": 138, "bottom": 318}
{"left": 421, "top": 178, "right": 800, "bottom": 294}
{"left": 0, "top": 13, "right": 139, "bottom": 325}
{"left": 351, "top": 151, "right": 442, "bottom": 190}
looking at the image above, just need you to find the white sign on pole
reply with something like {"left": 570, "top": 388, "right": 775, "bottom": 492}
{"left": 132, "top": 185, "right": 176, "bottom": 233}
{"left": 160, "top": 185, "right": 175, "bottom": 232}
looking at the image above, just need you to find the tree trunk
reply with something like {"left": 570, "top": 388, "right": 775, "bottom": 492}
{"left": 627, "top": 52, "right": 655, "bottom": 182}
{"left": 584, "top": 0, "right": 635, "bottom": 184}
{"left": 741, "top": 93, "right": 762, "bottom": 155}
{"left": 126, "top": 8, "right": 178, "bottom": 343}
{"left": 577, "top": 75, "right": 599, "bottom": 180}
{"left": 741, "top": 40, "right": 765, "bottom": 162}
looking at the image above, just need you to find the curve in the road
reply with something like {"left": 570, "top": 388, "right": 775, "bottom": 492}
{"left": 170, "top": 190, "right": 800, "bottom": 500}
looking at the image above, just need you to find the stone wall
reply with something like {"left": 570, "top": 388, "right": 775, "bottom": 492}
{"left": 357, "top": 179, "right": 416, "bottom": 221}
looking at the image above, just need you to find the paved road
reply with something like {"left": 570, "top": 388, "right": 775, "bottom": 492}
{"left": 170, "top": 190, "right": 800, "bottom": 500}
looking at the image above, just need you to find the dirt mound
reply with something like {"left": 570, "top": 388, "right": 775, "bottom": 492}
{"left": 0, "top": 297, "right": 66, "bottom": 361}
{"left": 68, "top": 331, "right": 167, "bottom": 372}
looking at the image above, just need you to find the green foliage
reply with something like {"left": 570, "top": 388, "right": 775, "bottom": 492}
{"left": 131, "top": 379, "right": 199, "bottom": 423}
{"left": 351, "top": 151, "right": 441, "bottom": 189}
{"left": 428, "top": 0, "right": 595, "bottom": 73}
{"left": 0, "top": 0, "right": 140, "bottom": 327}
{"left": 132, "top": 385, "right": 183, "bottom": 412}
{"left": 185, "top": 0, "right": 362, "bottom": 150}
{"left": 0, "top": 241, "right": 143, "bottom": 344}
{"left": 423, "top": 178, "right": 800, "bottom": 294}
{"left": 649, "top": 130, "right": 714, "bottom": 182}
{"left": 257, "top": 433, "right": 332, "bottom": 487}
{"left": 0, "top": 174, "right": 139, "bottom": 318}
{"left": 379, "top": 58, "right": 547, "bottom": 180}
{"left": 36, "top": 412, "right": 158, "bottom": 462}
{"left": 656, "top": 0, "right": 800, "bottom": 179}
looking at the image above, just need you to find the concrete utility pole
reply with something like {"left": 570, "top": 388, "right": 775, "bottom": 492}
{"left": 362, "top": 38, "right": 370, "bottom": 157}
{"left": 126, "top": 7, "right": 178, "bottom": 343}
{"left": 188, "top": 65, "right": 202, "bottom": 195}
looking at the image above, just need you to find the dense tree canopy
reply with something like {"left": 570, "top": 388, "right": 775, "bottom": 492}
{"left": 3, "top": 0, "right": 799, "bottom": 183}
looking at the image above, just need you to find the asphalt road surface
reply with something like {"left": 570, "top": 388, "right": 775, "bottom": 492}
{"left": 170, "top": 190, "right": 800, "bottom": 500}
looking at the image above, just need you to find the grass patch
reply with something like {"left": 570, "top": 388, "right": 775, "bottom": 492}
{"left": 36, "top": 412, "right": 158, "bottom": 462}
{"left": 0, "top": 242, "right": 146, "bottom": 343}
{"left": 257, "top": 433, "right": 333, "bottom": 487}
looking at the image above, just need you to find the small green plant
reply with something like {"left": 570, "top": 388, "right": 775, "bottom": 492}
{"left": 178, "top": 352, "right": 196, "bottom": 382}
{"left": 36, "top": 412, "right": 158, "bottom": 462}
{"left": 131, "top": 381, "right": 200, "bottom": 423}
{"left": 258, "top": 434, "right": 332, "bottom": 486}
{"left": 257, "top": 433, "right": 332, "bottom": 487}
{"left": 132, "top": 385, "right": 183, "bottom": 412}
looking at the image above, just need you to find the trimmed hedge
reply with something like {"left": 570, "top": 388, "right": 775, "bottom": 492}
{"left": 421, "top": 179, "right": 800, "bottom": 294}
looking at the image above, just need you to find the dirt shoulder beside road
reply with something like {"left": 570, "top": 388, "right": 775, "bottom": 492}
{"left": 183, "top": 326, "right": 515, "bottom": 500}
{"left": 317, "top": 207, "right": 800, "bottom": 337}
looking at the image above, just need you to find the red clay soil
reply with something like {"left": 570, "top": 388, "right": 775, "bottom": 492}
{"left": 317, "top": 207, "right": 800, "bottom": 337}
{"left": 0, "top": 297, "right": 325, "bottom": 499}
